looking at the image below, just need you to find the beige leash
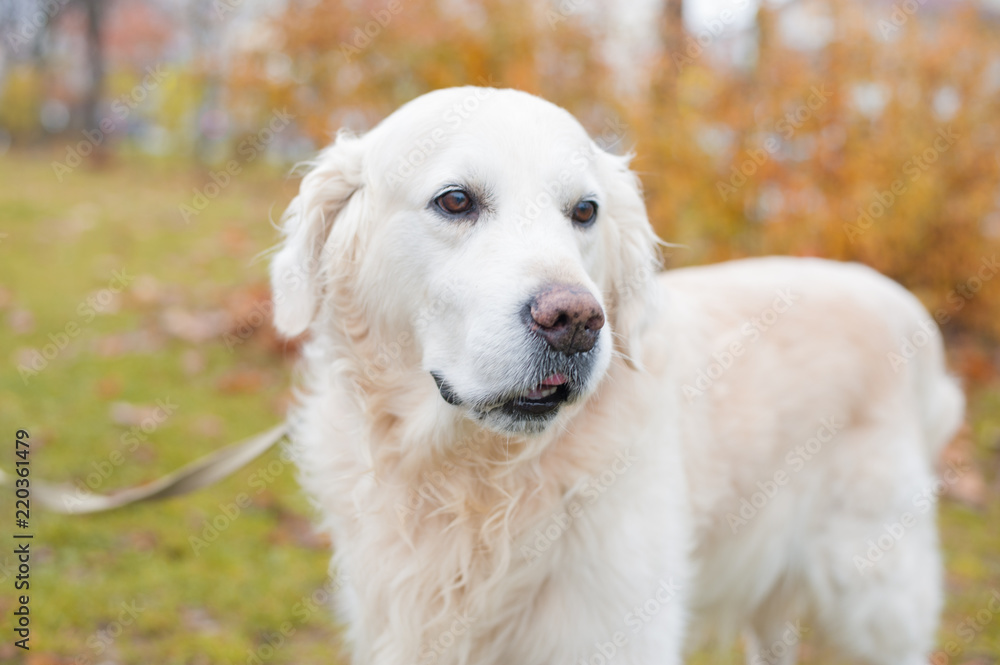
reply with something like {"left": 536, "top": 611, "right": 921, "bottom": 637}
{"left": 1, "top": 423, "right": 289, "bottom": 515}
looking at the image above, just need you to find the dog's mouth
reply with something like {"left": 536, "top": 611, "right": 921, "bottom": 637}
{"left": 430, "top": 370, "right": 577, "bottom": 426}
{"left": 501, "top": 373, "right": 571, "bottom": 417}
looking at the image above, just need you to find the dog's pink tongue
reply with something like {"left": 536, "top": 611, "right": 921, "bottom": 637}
{"left": 541, "top": 373, "right": 567, "bottom": 386}
{"left": 523, "top": 374, "right": 568, "bottom": 400}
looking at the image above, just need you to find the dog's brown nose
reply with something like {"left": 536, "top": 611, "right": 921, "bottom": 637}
{"left": 528, "top": 284, "right": 605, "bottom": 354}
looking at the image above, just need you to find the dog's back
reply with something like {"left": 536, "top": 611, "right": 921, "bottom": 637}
{"left": 659, "top": 256, "right": 964, "bottom": 664}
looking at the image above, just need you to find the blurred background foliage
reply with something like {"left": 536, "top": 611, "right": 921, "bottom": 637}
{"left": 4, "top": 0, "right": 1000, "bottom": 357}
{"left": 1, "top": 0, "right": 1000, "bottom": 662}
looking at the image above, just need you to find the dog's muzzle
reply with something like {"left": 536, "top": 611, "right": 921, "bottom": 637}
{"left": 430, "top": 284, "right": 606, "bottom": 429}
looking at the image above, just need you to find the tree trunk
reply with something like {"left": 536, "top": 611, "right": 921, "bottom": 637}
{"left": 81, "top": 0, "right": 105, "bottom": 131}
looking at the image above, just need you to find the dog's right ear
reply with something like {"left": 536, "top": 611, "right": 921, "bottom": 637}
{"left": 270, "top": 131, "right": 366, "bottom": 337}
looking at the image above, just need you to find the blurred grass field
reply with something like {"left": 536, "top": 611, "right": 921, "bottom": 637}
{"left": 0, "top": 151, "right": 998, "bottom": 664}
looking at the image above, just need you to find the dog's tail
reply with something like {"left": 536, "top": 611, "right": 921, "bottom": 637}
{"left": 921, "top": 371, "right": 965, "bottom": 462}
{"left": 913, "top": 322, "right": 965, "bottom": 463}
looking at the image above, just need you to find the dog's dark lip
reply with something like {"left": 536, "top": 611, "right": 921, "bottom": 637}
{"left": 500, "top": 383, "right": 571, "bottom": 417}
{"left": 431, "top": 371, "right": 462, "bottom": 406}
{"left": 431, "top": 370, "right": 576, "bottom": 419}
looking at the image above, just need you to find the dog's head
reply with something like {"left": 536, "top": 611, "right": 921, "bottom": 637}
{"left": 271, "top": 87, "right": 660, "bottom": 434}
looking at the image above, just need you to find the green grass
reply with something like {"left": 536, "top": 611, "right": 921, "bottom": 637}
{"left": 0, "top": 151, "right": 340, "bottom": 664}
{"left": 0, "top": 152, "right": 997, "bottom": 664}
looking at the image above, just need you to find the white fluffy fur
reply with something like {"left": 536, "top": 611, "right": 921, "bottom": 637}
{"left": 270, "top": 87, "right": 965, "bottom": 665}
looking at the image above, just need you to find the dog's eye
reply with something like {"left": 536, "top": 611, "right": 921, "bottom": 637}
{"left": 436, "top": 189, "right": 474, "bottom": 215}
{"left": 571, "top": 200, "right": 598, "bottom": 226}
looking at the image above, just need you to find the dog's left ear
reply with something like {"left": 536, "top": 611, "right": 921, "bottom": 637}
{"left": 270, "top": 131, "right": 367, "bottom": 337}
{"left": 598, "top": 149, "right": 662, "bottom": 370}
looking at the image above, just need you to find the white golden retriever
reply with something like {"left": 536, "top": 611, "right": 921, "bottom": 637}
{"left": 270, "top": 87, "right": 965, "bottom": 665}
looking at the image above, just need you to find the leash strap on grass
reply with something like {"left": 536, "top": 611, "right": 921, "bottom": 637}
{"left": 0, "top": 422, "right": 289, "bottom": 515}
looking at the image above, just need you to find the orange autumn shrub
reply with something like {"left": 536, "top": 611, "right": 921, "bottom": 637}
{"left": 230, "top": 0, "right": 1000, "bottom": 358}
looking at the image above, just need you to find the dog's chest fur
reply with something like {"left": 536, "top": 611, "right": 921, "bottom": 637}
{"left": 290, "top": 340, "right": 687, "bottom": 665}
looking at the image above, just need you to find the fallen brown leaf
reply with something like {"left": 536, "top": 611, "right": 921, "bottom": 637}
{"left": 109, "top": 401, "right": 166, "bottom": 428}
{"left": 7, "top": 307, "right": 35, "bottom": 334}
{"left": 939, "top": 423, "right": 988, "bottom": 508}
{"left": 215, "top": 368, "right": 266, "bottom": 394}
{"left": 160, "top": 306, "right": 231, "bottom": 344}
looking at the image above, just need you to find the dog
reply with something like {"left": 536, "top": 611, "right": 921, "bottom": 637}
{"left": 269, "top": 87, "right": 965, "bottom": 665}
